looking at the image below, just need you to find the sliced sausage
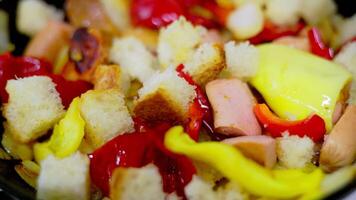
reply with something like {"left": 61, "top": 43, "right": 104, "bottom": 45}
{"left": 320, "top": 105, "right": 356, "bottom": 172}
{"left": 206, "top": 79, "right": 261, "bottom": 136}
{"left": 25, "top": 21, "right": 73, "bottom": 63}
{"left": 222, "top": 135, "right": 276, "bottom": 168}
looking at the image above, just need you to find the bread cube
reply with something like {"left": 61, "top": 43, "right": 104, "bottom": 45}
{"left": 110, "top": 164, "right": 166, "bottom": 200}
{"left": 93, "top": 64, "right": 130, "bottom": 94}
{"left": 109, "top": 36, "right": 157, "bottom": 82}
{"left": 79, "top": 89, "right": 134, "bottom": 148}
{"left": 157, "top": 16, "right": 207, "bottom": 68}
{"left": 37, "top": 152, "right": 89, "bottom": 200}
{"left": 223, "top": 41, "right": 259, "bottom": 81}
{"left": 276, "top": 133, "right": 315, "bottom": 169}
{"left": 134, "top": 67, "right": 196, "bottom": 123}
{"left": 17, "top": 0, "right": 63, "bottom": 36}
{"left": 3, "top": 76, "right": 65, "bottom": 143}
{"left": 184, "top": 43, "right": 226, "bottom": 86}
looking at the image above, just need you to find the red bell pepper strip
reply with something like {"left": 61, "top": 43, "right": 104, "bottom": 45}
{"left": 176, "top": 64, "right": 214, "bottom": 140}
{"left": 249, "top": 21, "right": 305, "bottom": 44}
{"left": 254, "top": 104, "right": 326, "bottom": 142}
{"left": 89, "top": 119, "right": 196, "bottom": 197}
{"left": 307, "top": 27, "right": 334, "bottom": 60}
{"left": 131, "top": 0, "right": 219, "bottom": 29}
{"left": 0, "top": 53, "right": 92, "bottom": 107}
{"left": 131, "top": 0, "right": 185, "bottom": 29}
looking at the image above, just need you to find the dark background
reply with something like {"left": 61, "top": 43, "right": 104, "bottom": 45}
{"left": 0, "top": 0, "right": 354, "bottom": 199}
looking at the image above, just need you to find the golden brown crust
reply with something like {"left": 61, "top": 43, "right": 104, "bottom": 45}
{"left": 110, "top": 168, "right": 127, "bottom": 200}
{"left": 192, "top": 44, "right": 226, "bottom": 87}
{"left": 133, "top": 88, "right": 186, "bottom": 123}
{"left": 93, "top": 64, "right": 122, "bottom": 90}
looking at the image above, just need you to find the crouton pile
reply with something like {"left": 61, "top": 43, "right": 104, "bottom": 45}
{"left": 4, "top": 0, "right": 356, "bottom": 200}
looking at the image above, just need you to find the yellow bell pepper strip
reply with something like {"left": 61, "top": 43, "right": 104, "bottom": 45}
{"left": 254, "top": 104, "right": 326, "bottom": 142}
{"left": 164, "top": 126, "right": 325, "bottom": 199}
{"left": 33, "top": 97, "right": 85, "bottom": 162}
{"left": 250, "top": 44, "right": 352, "bottom": 131}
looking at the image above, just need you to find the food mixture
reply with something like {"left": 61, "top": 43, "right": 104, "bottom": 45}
{"left": 0, "top": 0, "right": 355, "bottom": 199}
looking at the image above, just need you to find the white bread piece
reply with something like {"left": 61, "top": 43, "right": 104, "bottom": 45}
{"left": 79, "top": 89, "right": 134, "bottom": 149}
{"left": 93, "top": 64, "right": 130, "bottom": 94}
{"left": 17, "top": 0, "right": 63, "bottom": 36}
{"left": 265, "top": 0, "right": 302, "bottom": 26}
{"left": 3, "top": 76, "right": 65, "bottom": 143}
{"left": 157, "top": 16, "right": 207, "bottom": 68}
{"left": 100, "top": 0, "right": 130, "bottom": 31}
{"left": 300, "top": 0, "right": 336, "bottom": 25}
{"left": 134, "top": 67, "right": 196, "bottom": 123}
{"left": 109, "top": 36, "right": 157, "bottom": 83}
{"left": 276, "top": 133, "right": 315, "bottom": 169}
{"left": 226, "top": 3, "right": 264, "bottom": 40}
{"left": 184, "top": 43, "right": 226, "bottom": 86}
{"left": 37, "top": 152, "right": 90, "bottom": 200}
{"left": 222, "top": 41, "right": 259, "bottom": 80}
{"left": 110, "top": 164, "right": 166, "bottom": 200}
{"left": 185, "top": 176, "right": 246, "bottom": 200}
{"left": 334, "top": 42, "right": 356, "bottom": 104}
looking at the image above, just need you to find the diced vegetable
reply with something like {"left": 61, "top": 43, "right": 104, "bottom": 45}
{"left": 254, "top": 104, "right": 325, "bottom": 142}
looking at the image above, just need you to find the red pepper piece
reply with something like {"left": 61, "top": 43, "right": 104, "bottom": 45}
{"left": 15, "top": 56, "right": 52, "bottom": 77}
{"left": 307, "top": 27, "right": 334, "bottom": 60}
{"left": 0, "top": 53, "right": 17, "bottom": 102}
{"left": 131, "top": 0, "right": 184, "bottom": 29}
{"left": 48, "top": 74, "right": 93, "bottom": 108}
{"left": 131, "top": 0, "right": 218, "bottom": 29}
{"left": 254, "top": 104, "right": 326, "bottom": 142}
{"left": 176, "top": 64, "right": 214, "bottom": 140}
{"left": 249, "top": 21, "right": 305, "bottom": 44}
{"left": 89, "top": 120, "right": 196, "bottom": 197}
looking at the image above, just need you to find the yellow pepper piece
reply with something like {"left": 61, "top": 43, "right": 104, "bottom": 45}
{"left": 250, "top": 44, "right": 352, "bottom": 130}
{"left": 164, "top": 126, "right": 324, "bottom": 199}
{"left": 33, "top": 97, "right": 85, "bottom": 162}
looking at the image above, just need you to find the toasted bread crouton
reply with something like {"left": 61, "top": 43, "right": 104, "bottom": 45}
{"left": 3, "top": 76, "right": 64, "bottom": 143}
{"left": 226, "top": 3, "right": 264, "bottom": 40}
{"left": 79, "top": 89, "right": 134, "bottom": 148}
{"left": 157, "top": 16, "right": 207, "bottom": 68}
{"left": 334, "top": 42, "right": 356, "bottom": 104}
{"left": 276, "top": 133, "right": 315, "bottom": 169}
{"left": 37, "top": 152, "right": 90, "bottom": 200}
{"left": 17, "top": 0, "right": 63, "bottom": 36}
{"left": 93, "top": 64, "right": 130, "bottom": 94}
{"left": 185, "top": 176, "right": 246, "bottom": 200}
{"left": 184, "top": 43, "right": 226, "bottom": 86}
{"left": 109, "top": 37, "right": 157, "bottom": 82}
{"left": 222, "top": 41, "right": 259, "bottom": 81}
{"left": 134, "top": 67, "right": 196, "bottom": 123}
{"left": 110, "top": 164, "right": 166, "bottom": 200}
{"left": 265, "top": 0, "right": 301, "bottom": 26}
{"left": 1, "top": 123, "right": 33, "bottom": 161}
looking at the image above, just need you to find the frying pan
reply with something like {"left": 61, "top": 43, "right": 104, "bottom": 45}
{"left": 0, "top": 0, "right": 354, "bottom": 199}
